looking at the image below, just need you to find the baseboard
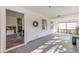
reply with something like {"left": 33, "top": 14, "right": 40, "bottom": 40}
{"left": 4, "top": 43, "right": 25, "bottom": 53}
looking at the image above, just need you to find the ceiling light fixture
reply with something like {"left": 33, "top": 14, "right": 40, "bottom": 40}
{"left": 57, "top": 15, "right": 61, "bottom": 17}
{"left": 49, "top": 6, "right": 52, "bottom": 8}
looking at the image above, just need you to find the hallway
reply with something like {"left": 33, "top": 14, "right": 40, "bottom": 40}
{"left": 7, "top": 33, "right": 79, "bottom": 53}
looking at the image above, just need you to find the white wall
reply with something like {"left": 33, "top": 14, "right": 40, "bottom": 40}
{"left": 0, "top": 9, "right": 1, "bottom": 51}
{"left": 0, "top": 6, "right": 54, "bottom": 52}
{"left": 6, "top": 16, "right": 17, "bottom": 26}
{"left": 0, "top": 7, "right": 6, "bottom": 52}
{"left": 26, "top": 13, "right": 53, "bottom": 42}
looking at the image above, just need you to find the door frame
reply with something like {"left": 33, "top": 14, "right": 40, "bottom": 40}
{"left": 5, "top": 9, "right": 25, "bottom": 52}
{"left": 0, "top": 7, "right": 27, "bottom": 52}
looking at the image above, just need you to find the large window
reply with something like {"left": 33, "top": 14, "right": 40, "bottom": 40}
{"left": 59, "top": 23, "right": 66, "bottom": 33}
{"left": 58, "top": 22, "right": 77, "bottom": 34}
{"left": 67, "top": 23, "right": 76, "bottom": 29}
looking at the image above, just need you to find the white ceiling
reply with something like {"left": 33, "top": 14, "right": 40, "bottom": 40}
{"left": 6, "top": 9, "right": 24, "bottom": 18}
{"left": 23, "top": 6, "right": 79, "bottom": 19}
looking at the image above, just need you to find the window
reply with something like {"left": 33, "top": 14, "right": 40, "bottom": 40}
{"left": 58, "top": 22, "right": 77, "bottom": 34}
{"left": 59, "top": 23, "right": 66, "bottom": 29}
{"left": 67, "top": 23, "right": 76, "bottom": 29}
{"left": 59, "top": 23, "right": 66, "bottom": 33}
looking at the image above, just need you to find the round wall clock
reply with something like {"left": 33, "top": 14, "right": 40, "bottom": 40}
{"left": 33, "top": 21, "right": 39, "bottom": 27}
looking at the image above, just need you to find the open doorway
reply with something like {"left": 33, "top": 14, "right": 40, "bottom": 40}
{"left": 6, "top": 9, "right": 24, "bottom": 49}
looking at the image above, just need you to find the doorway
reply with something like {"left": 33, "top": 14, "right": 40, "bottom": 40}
{"left": 6, "top": 9, "right": 24, "bottom": 49}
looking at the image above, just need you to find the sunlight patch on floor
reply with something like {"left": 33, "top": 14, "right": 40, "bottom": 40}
{"left": 55, "top": 49, "right": 64, "bottom": 53}
{"left": 53, "top": 36, "right": 61, "bottom": 39}
{"left": 62, "top": 48, "right": 67, "bottom": 51}
{"left": 56, "top": 48, "right": 67, "bottom": 53}
{"left": 31, "top": 49, "right": 43, "bottom": 53}
{"left": 44, "top": 42, "right": 53, "bottom": 44}
{"left": 37, "top": 45, "right": 48, "bottom": 49}
{"left": 31, "top": 45, "right": 48, "bottom": 53}
{"left": 46, "top": 45, "right": 58, "bottom": 53}
{"left": 58, "top": 45, "right": 63, "bottom": 48}
{"left": 45, "top": 39, "right": 62, "bottom": 45}
{"left": 52, "top": 43, "right": 57, "bottom": 44}
{"left": 55, "top": 45, "right": 67, "bottom": 53}
{"left": 31, "top": 36, "right": 67, "bottom": 53}
{"left": 54, "top": 40, "right": 62, "bottom": 42}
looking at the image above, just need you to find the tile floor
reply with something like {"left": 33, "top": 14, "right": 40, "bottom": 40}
{"left": 6, "top": 33, "right": 79, "bottom": 53}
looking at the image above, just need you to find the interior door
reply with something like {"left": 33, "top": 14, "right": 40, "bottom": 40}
{"left": 17, "top": 18, "right": 22, "bottom": 36}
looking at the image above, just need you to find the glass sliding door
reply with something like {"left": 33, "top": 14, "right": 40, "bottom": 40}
{"left": 66, "top": 22, "right": 77, "bottom": 34}
{"left": 59, "top": 23, "right": 67, "bottom": 33}
{"left": 58, "top": 22, "right": 77, "bottom": 34}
